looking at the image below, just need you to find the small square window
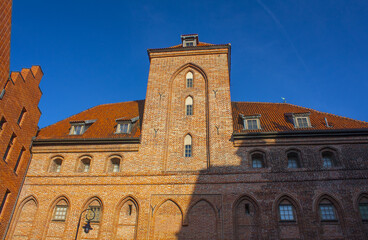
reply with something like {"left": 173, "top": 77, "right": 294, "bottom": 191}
{"left": 296, "top": 117, "right": 309, "bottom": 128}
{"left": 279, "top": 204, "right": 295, "bottom": 221}
{"left": 288, "top": 159, "right": 298, "bottom": 168}
{"left": 116, "top": 122, "right": 131, "bottom": 134}
{"left": 320, "top": 204, "right": 336, "bottom": 221}
{"left": 241, "top": 115, "right": 261, "bottom": 130}
{"left": 292, "top": 114, "right": 311, "bottom": 128}
{"left": 70, "top": 124, "right": 85, "bottom": 135}
{"left": 252, "top": 159, "right": 263, "bottom": 168}
{"left": 185, "top": 41, "right": 194, "bottom": 47}
{"left": 246, "top": 119, "right": 259, "bottom": 130}
{"left": 53, "top": 205, "right": 68, "bottom": 221}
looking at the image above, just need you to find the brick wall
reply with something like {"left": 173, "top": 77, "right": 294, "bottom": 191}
{"left": 5, "top": 45, "right": 368, "bottom": 240}
{"left": 0, "top": 67, "right": 43, "bottom": 239}
{"left": 0, "top": 0, "right": 11, "bottom": 87}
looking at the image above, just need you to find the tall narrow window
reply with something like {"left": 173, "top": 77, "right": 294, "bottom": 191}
{"left": 3, "top": 134, "right": 16, "bottom": 161}
{"left": 0, "top": 117, "right": 6, "bottom": 130}
{"left": 186, "top": 72, "right": 193, "bottom": 88}
{"left": 359, "top": 197, "right": 368, "bottom": 222}
{"left": 0, "top": 190, "right": 10, "bottom": 216}
{"left": 17, "top": 108, "right": 26, "bottom": 125}
{"left": 184, "top": 134, "right": 192, "bottom": 157}
{"left": 50, "top": 158, "right": 62, "bottom": 173}
{"left": 185, "top": 96, "right": 193, "bottom": 116}
{"left": 14, "top": 147, "right": 25, "bottom": 173}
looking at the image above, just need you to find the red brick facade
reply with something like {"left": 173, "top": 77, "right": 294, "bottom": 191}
{"left": 5, "top": 36, "right": 368, "bottom": 239}
{"left": 0, "top": 0, "right": 11, "bottom": 87}
{"left": 0, "top": 1, "right": 43, "bottom": 238}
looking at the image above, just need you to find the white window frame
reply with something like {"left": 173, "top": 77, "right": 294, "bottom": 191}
{"left": 292, "top": 113, "right": 311, "bottom": 128}
{"left": 53, "top": 205, "right": 68, "bottom": 221}
{"left": 184, "top": 135, "right": 192, "bottom": 157}
{"left": 116, "top": 121, "right": 131, "bottom": 134}
{"left": 186, "top": 72, "right": 193, "bottom": 88}
{"left": 185, "top": 96, "right": 193, "bottom": 116}
{"left": 69, "top": 123, "right": 85, "bottom": 135}
{"left": 240, "top": 114, "right": 261, "bottom": 130}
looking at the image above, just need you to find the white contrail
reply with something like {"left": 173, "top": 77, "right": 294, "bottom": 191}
{"left": 256, "top": 0, "right": 309, "bottom": 71}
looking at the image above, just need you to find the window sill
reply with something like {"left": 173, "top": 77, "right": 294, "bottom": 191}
{"left": 279, "top": 220, "right": 297, "bottom": 224}
{"left": 321, "top": 220, "right": 339, "bottom": 224}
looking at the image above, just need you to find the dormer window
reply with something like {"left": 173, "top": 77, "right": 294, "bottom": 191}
{"left": 70, "top": 124, "right": 84, "bottom": 135}
{"left": 291, "top": 113, "right": 311, "bottom": 128}
{"left": 240, "top": 114, "right": 261, "bottom": 130}
{"left": 181, "top": 34, "right": 198, "bottom": 47}
{"left": 115, "top": 116, "right": 139, "bottom": 134}
{"left": 69, "top": 120, "right": 96, "bottom": 135}
{"left": 185, "top": 41, "right": 194, "bottom": 47}
{"left": 116, "top": 122, "right": 131, "bottom": 134}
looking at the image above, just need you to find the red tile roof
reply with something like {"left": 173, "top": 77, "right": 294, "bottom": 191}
{"left": 36, "top": 100, "right": 144, "bottom": 140}
{"left": 232, "top": 102, "right": 368, "bottom": 133}
{"left": 36, "top": 101, "right": 368, "bottom": 140}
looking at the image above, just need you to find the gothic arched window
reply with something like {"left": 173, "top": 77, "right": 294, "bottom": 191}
{"left": 278, "top": 200, "right": 296, "bottom": 221}
{"left": 186, "top": 72, "right": 193, "bottom": 88}
{"left": 185, "top": 96, "right": 193, "bottom": 116}
{"left": 184, "top": 134, "right": 192, "bottom": 157}
{"left": 319, "top": 199, "right": 337, "bottom": 221}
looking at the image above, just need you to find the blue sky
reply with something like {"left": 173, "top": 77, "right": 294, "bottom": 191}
{"left": 11, "top": 0, "right": 368, "bottom": 127}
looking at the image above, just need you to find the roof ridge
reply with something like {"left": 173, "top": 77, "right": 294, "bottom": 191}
{"left": 232, "top": 101, "right": 368, "bottom": 124}
{"left": 40, "top": 99, "right": 145, "bottom": 130}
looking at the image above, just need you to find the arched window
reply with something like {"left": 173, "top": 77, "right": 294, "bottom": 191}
{"left": 185, "top": 96, "right": 193, "bottom": 116}
{"left": 184, "top": 135, "right": 192, "bottom": 157}
{"left": 109, "top": 157, "right": 121, "bottom": 173}
{"left": 88, "top": 199, "right": 102, "bottom": 222}
{"left": 251, "top": 152, "right": 265, "bottom": 168}
{"left": 78, "top": 158, "right": 91, "bottom": 172}
{"left": 322, "top": 151, "right": 336, "bottom": 168}
{"left": 278, "top": 200, "right": 296, "bottom": 221}
{"left": 319, "top": 199, "right": 337, "bottom": 221}
{"left": 233, "top": 196, "right": 259, "bottom": 239}
{"left": 287, "top": 152, "right": 300, "bottom": 168}
{"left": 52, "top": 199, "right": 68, "bottom": 221}
{"left": 186, "top": 72, "right": 193, "bottom": 88}
{"left": 358, "top": 196, "right": 368, "bottom": 222}
{"left": 50, "top": 158, "right": 62, "bottom": 173}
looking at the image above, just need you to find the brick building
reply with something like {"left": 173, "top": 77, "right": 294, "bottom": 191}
{"left": 5, "top": 34, "right": 368, "bottom": 239}
{"left": 0, "top": 0, "right": 43, "bottom": 239}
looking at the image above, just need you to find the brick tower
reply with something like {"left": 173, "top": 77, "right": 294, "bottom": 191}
{"left": 141, "top": 34, "right": 235, "bottom": 172}
{"left": 0, "top": 1, "right": 43, "bottom": 238}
